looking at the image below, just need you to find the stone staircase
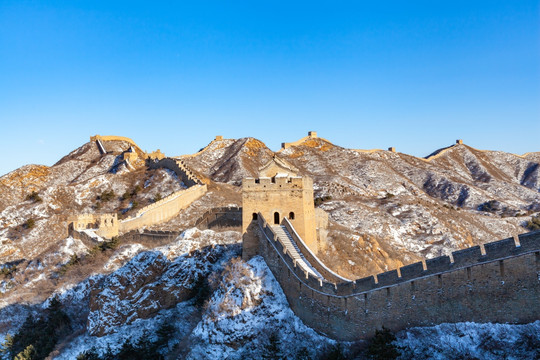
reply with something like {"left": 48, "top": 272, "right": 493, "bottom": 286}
{"left": 271, "top": 225, "right": 322, "bottom": 279}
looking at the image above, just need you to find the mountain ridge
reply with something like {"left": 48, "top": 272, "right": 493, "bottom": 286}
{"left": 0, "top": 133, "right": 538, "bottom": 359}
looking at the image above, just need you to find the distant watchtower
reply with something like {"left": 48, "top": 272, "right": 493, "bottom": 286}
{"left": 242, "top": 157, "right": 317, "bottom": 258}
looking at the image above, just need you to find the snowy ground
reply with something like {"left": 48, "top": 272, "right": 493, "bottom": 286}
{"left": 396, "top": 321, "right": 540, "bottom": 360}
{"left": 49, "top": 255, "right": 334, "bottom": 359}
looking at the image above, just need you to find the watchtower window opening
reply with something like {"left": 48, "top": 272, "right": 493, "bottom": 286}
{"left": 252, "top": 213, "right": 258, "bottom": 220}
{"left": 274, "top": 212, "right": 280, "bottom": 225}
{"left": 289, "top": 212, "right": 295, "bottom": 220}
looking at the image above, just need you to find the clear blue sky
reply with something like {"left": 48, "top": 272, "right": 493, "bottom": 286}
{"left": 1, "top": 1, "right": 539, "bottom": 176}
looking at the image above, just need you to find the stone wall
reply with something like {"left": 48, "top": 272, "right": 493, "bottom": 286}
{"left": 146, "top": 149, "right": 165, "bottom": 160}
{"left": 69, "top": 152, "right": 207, "bottom": 238}
{"left": 279, "top": 131, "right": 333, "bottom": 150}
{"left": 242, "top": 176, "right": 317, "bottom": 253}
{"left": 148, "top": 158, "right": 203, "bottom": 187}
{"left": 193, "top": 206, "right": 242, "bottom": 230}
{"left": 91, "top": 135, "right": 164, "bottom": 160}
{"left": 281, "top": 217, "right": 350, "bottom": 283}
{"left": 119, "top": 184, "right": 207, "bottom": 233}
{"left": 91, "top": 135, "right": 140, "bottom": 150}
{"left": 68, "top": 225, "right": 102, "bottom": 248}
{"left": 69, "top": 186, "right": 206, "bottom": 239}
{"left": 254, "top": 214, "right": 540, "bottom": 341}
{"left": 70, "top": 213, "right": 119, "bottom": 239}
{"left": 117, "top": 229, "right": 181, "bottom": 243}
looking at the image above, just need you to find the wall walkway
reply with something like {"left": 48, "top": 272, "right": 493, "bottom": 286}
{"left": 148, "top": 157, "right": 204, "bottom": 187}
{"left": 253, "top": 214, "right": 540, "bottom": 341}
{"left": 119, "top": 184, "right": 207, "bottom": 233}
{"left": 193, "top": 206, "right": 242, "bottom": 230}
{"left": 117, "top": 156, "right": 207, "bottom": 234}
{"left": 70, "top": 149, "right": 208, "bottom": 238}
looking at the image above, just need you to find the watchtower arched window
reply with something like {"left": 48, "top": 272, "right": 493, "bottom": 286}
{"left": 289, "top": 212, "right": 295, "bottom": 220}
{"left": 274, "top": 212, "right": 280, "bottom": 225}
{"left": 252, "top": 213, "right": 258, "bottom": 220}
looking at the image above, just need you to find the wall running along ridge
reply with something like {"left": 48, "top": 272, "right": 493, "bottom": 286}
{"left": 117, "top": 156, "right": 207, "bottom": 234}
{"left": 193, "top": 206, "right": 242, "bottom": 230}
{"left": 279, "top": 131, "right": 334, "bottom": 151}
{"left": 252, "top": 214, "right": 540, "bottom": 341}
{"left": 90, "top": 135, "right": 141, "bottom": 151}
{"left": 70, "top": 140, "right": 208, "bottom": 237}
{"left": 117, "top": 229, "right": 181, "bottom": 243}
{"left": 119, "top": 184, "right": 207, "bottom": 233}
{"left": 148, "top": 157, "right": 204, "bottom": 187}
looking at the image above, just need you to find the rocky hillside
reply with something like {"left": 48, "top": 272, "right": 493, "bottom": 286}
{"left": 182, "top": 137, "right": 274, "bottom": 185}
{"left": 0, "top": 140, "right": 184, "bottom": 262}
{"left": 182, "top": 135, "right": 540, "bottom": 278}
{"left": 0, "top": 134, "right": 538, "bottom": 359}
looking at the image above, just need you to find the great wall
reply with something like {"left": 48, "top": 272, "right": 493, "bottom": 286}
{"left": 253, "top": 213, "right": 539, "bottom": 340}
{"left": 69, "top": 136, "right": 207, "bottom": 240}
{"left": 69, "top": 134, "right": 540, "bottom": 341}
{"left": 240, "top": 151, "right": 540, "bottom": 341}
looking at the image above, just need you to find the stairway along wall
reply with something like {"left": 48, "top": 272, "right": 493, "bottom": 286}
{"left": 254, "top": 215, "right": 540, "bottom": 341}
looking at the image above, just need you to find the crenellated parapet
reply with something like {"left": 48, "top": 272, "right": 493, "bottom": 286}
{"left": 69, "top": 213, "right": 119, "bottom": 239}
{"left": 252, "top": 213, "right": 540, "bottom": 340}
{"left": 69, "top": 149, "right": 208, "bottom": 238}
{"left": 118, "top": 184, "right": 207, "bottom": 234}
{"left": 192, "top": 206, "right": 242, "bottom": 230}
{"left": 242, "top": 170, "right": 318, "bottom": 256}
{"left": 146, "top": 149, "right": 165, "bottom": 160}
{"left": 242, "top": 175, "right": 308, "bottom": 190}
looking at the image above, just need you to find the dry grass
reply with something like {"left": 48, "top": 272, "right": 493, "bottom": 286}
{"left": 318, "top": 221, "right": 412, "bottom": 279}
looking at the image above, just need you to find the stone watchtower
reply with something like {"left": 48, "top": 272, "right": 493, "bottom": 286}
{"left": 242, "top": 157, "right": 318, "bottom": 259}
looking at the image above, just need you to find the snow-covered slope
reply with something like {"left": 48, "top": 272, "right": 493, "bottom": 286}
{"left": 0, "top": 134, "right": 538, "bottom": 359}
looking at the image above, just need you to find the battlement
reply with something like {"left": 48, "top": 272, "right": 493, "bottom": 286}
{"left": 119, "top": 184, "right": 207, "bottom": 233}
{"left": 280, "top": 131, "right": 329, "bottom": 150}
{"left": 332, "top": 234, "right": 537, "bottom": 294}
{"left": 281, "top": 217, "right": 349, "bottom": 283}
{"left": 71, "top": 212, "right": 119, "bottom": 238}
{"left": 91, "top": 135, "right": 166, "bottom": 162}
{"left": 90, "top": 135, "right": 139, "bottom": 148}
{"left": 242, "top": 163, "right": 318, "bottom": 255}
{"left": 69, "top": 154, "right": 207, "bottom": 239}
{"left": 264, "top": 220, "right": 539, "bottom": 288}
{"left": 252, "top": 215, "right": 540, "bottom": 340}
{"left": 122, "top": 147, "right": 139, "bottom": 162}
{"left": 146, "top": 149, "right": 165, "bottom": 160}
{"left": 242, "top": 176, "right": 309, "bottom": 190}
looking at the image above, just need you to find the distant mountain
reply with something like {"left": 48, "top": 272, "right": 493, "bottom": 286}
{"left": 182, "top": 137, "right": 274, "bottom": 185}
{"left": 0, "top": 134, "right": 538, "bottom": 359}
{"left": 183, "top": 135, "right": 540, "bottom": 277}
